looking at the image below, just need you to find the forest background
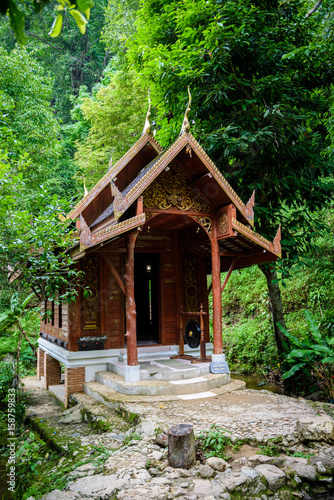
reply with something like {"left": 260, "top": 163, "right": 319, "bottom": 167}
{"left": 0, "top": 0, "right": 334, "bottom": 401}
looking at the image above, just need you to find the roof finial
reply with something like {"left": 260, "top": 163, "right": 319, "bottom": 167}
{"left": 180, "top": 86, "right": 192, "bottom": 135}
{"left": 83, "top": 178, "right": 88, "bottom": 196}
{"left": 142, "top": 92, "right": 152, "bottom": 136}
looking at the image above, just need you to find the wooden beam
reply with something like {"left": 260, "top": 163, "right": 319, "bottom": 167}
{"left": 102, "top": 254, "right": 125, "bottom": 295}
{"left": 221, "top": 259, "right": 238, "bottom": 294}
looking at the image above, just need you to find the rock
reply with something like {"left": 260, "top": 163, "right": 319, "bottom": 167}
{"left": 216, "top": 470, "right": 251, "bottom": 492}
{"left": 206, "top": 457, "right": 228, "bottom": 472}
{"left": 296, "top": 416, "right": 334, "bottom": 444}
{"left": 136, "top": 418, "right": 157, "bottom": 438}
{"left": 255, "top": 464, "right": 286, "bottom": 491}
{"left": 285, "top": 462, "right": 317, "bottom": 482}
{"left": 309, "top": 457, "right": 334, "bottom": 475}
{"left": 219, "top": 494, "right": 231, "bottom": 500}
{"left": 284, "top": 457, "right": 308, "bottom": 467}
{"left": 41, "top": 492, "right": 79, "bottom": 500}
{"left": 58, "top": 406, "right": 83, "bottom": 424}
{"left": 199, "top": 464, "right": 215, "bottom": 478}
{"left": 132, "top": 469, "right": 152, "bottom": 480}
{"left": 241, "top": 466, "right": 259, "bottom": 480}
{"left": 68, "top": 473, "right": 126, "bottom": 496}
{"left": 74, "top": 462, "right": 96, "bottom": 473}
{"left": 149, "top": 450, "right": 164, "bottom": 461}
{"left": 305, "top": 391, "right": 324, "bottom": 401}
{"left": 192, "top": 478, "right": 226, "bottom": 496}
{"left": 156, "top": 433, "right": 168, "bottom": 447}
{"left": 248, "top": 454, "right": 273, "bottom": 465}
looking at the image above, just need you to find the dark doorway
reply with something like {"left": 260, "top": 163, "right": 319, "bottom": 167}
{"left": 134, "top": 253, "right": 160, "bottom": 344}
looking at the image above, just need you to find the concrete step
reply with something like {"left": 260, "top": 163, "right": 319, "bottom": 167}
{"left": 94, "top": 370, "right": 230, "bottom": 396}
{"left": 118, "top": 346, "right": 178, "bottom": 363}
{"left": 84, "top": 378, "right": 246, "bottom": 405}
{"left": 107, "top": 359, "right": 210, "bottom": 381}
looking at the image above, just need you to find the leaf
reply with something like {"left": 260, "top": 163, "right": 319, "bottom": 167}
{"left": 69, "top": 9, "right": 88, "bottom": 34}
{"left": 282, "top": 362, "right": 306, "bottom": 379}
{"left": 48, "top": 14, "right": 63, "bottom": 38}
{"left": 304, "top": 310, "right": 322, "bottom": 344}
{"left": 7, "top": 0, "right": 27, "bottom": 45}
{"left": 76, "top": 0, "right": 94, "bottom": 12}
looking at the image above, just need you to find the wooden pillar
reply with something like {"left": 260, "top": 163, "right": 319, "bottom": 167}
{"left": 124, "top": 232, "right": 138, "bottom": 366}
{"left": 211, "top": 217, "right": 223, "bottom": 355}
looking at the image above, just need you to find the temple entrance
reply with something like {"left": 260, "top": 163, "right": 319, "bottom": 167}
{"left": 134, "top": 253, "right": 160, "bottom": 344}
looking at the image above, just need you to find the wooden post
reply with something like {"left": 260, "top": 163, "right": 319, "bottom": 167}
{"left": 179, "top": 306, "right": 184, "bottom": 356}
{"left": 211, "top": 217, "right": 223, "bottom": 355}
{"left": 199, "top": 303, "right": 206, "bottom": 361}
{"left": 168, "top": 424, "right": 196, "bottom": 469}
{"left": 124, "top": 232, "right": 138, "bottom": 366}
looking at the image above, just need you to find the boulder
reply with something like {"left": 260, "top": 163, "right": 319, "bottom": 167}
{"left": 296, "top": 416, "right": 334, "bottom": 443}
{"left": 68, "top": 473, "right": 126, "bottom": 496}
{"left": 285, "top": 462, "right": 317, "bottom": 482}
{"left": 248, "top": 454, "right": 273, "bottom": 466}
{"left": 41, "top": 492, "right": 79, "bottom": 500}
{"left": 255, "top": 464, "right": 286, "bottom": 491}
{"left": 310, "top": 457, "right": 334, "bottom": 475}
{"left": 199, "top": 464, "right": 215, "bottom": 478}
{"left": 206, "top": 456, "right": 228, "bottom": 472}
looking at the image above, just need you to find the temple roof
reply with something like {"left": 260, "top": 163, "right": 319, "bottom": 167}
{"left": 69, "top": 127, "right": 281, "bottom": 269}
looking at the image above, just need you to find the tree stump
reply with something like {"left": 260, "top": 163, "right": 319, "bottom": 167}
{"left": 168, "top": 424, "right": 196, "bottom": 469}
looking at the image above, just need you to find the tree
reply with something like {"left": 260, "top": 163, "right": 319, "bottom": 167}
{"left": 127, "top": 0, "right": 333, "bottom": 356}
{"left": 0, "top": 0, "right": 110, "bottom": 124}
{"left": 0, "top": 47, "right": 61, "bottom": 190}
{"left": 73, "top": 69, "right": 149, "bottom": 189}
{"left": 0, "top": 0, "right": 95, "bottom": 44}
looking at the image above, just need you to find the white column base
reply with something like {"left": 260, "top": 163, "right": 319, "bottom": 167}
{"left": 125, "top": 364, "right": 141, "bottom": 383}
{"left": 210, "top": 353, "right": 230, "bottom": 374}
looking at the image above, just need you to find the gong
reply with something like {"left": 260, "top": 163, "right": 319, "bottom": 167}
{"left": 184, "top": 320, "right": 201, "bottom": 349}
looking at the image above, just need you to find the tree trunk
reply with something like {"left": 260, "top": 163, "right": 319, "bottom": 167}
{"left": 259, "top": 264, "right": 288, "bottom": 358}
{"left": 168, "top": 424, "right": 196, "bottom": 469}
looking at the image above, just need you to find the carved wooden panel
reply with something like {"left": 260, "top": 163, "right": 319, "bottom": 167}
{"left": 183, "top": 255, "right": 199, "bottom": 313}
{"left": 81, "top": 256, "right": 99, "bottom": 331}
{"left": 143, "top": 163, "right": 210, "bottom": 213}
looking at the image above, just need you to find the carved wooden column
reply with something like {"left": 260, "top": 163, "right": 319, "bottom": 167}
{"left": 211, "top": 216, "right": 223, "bottom": 355}
{"left": 124, "top": 232, "right": 140, "bottom": 382}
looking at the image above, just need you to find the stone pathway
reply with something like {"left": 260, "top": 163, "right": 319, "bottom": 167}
{"left": 22, "top": 378, "right": 334, "bottom": 500}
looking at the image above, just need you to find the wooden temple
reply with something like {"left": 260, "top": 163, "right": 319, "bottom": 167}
{"left": 37, "top": 96, "right": 281, "bottom": 405}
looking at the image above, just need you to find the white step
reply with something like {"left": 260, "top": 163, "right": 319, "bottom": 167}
{"left": 95, "top": 370, "right": 230, "bottom": 396}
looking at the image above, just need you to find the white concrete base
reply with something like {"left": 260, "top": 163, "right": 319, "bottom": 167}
{"left": 125, "top": 364, "right": 141, "bottom": 383}
{"left": 212, "top": 353, "right": 226, "bottom": 363}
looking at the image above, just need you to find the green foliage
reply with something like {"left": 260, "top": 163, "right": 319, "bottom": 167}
{"left": 0, "top": 47, "right": 60, "bottom": 189}
{"left": 102, "top": 0, "right": 139, "bottom": 60}
{"left": 128, "top": 0, "right": 333, "bottom": 264}
{"left": 258, "top": 442, "right": 280, "bottom": 457}
{"left": 279, "top": 310, "right": 334, "bottom": 399}
{"left": 0, "top": 0, "right": 96, "bottom": 44}
{"left": 198, "top": 425, "right": 236, "bottom": 460}
{"left": 74, "top": 69, "right": 149, "bottom": 189}
{"left": 0, "top": 168, "right": 83, "bottom": 303}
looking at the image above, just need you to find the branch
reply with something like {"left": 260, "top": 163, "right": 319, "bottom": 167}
{"left": 16, "top": 320, "right": 37, "bottom": 357}
{"left": 25, "top": 32, "right": 72, "bottom": 51}
{"left": 306, "top": 0, "right": 323, "bottom": 18}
